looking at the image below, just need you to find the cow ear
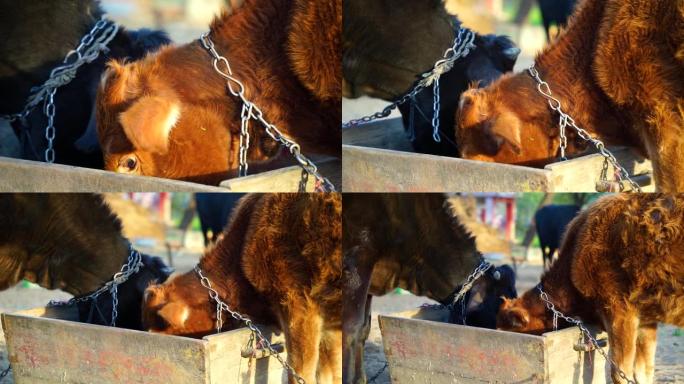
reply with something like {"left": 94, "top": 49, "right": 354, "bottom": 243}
{"left": 485, "top": 112, "right": 522, "bottom": 155}
{"left": 157, "top": 302, "right": 189, "bottom": 327}
{"left": 505, "top": 308, "right": 529, "bottom": 329}
{"left": 119, "top": 96, "right": 181, "bottom": 154}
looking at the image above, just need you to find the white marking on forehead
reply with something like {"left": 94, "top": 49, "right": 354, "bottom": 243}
{"left": 163, "top": 104, "right": 181, "bottom": 137}
{"left": 180, "top": 306, "right": 190, "bottom": 326}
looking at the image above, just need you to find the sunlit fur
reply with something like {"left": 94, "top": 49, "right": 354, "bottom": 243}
{"left": 498, "top": 194, "right": 684, "bottom": 384}
{"left": 143, "top": 193, "right": 342, "bottom": 384}
{"left": 97, "top": 0, "right": 341, "bottom": 185}
{"left": 457, "top": 0, "right": 684, "bottom": 191}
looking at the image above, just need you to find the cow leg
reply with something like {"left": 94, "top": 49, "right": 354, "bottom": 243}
{"left": 318, "top": 328, "right": 342, "bottom": 384}
{"left": 634, "top": 324, "right": 657, "bottom": 384}
{"left": 343, "top": 249, "right": 374, "bottom": 384}
{"left": 281, "top": 303, "right": 322, "bottom": 384}
{"left": 604, "top": 309, "right": 639, "bottom": 384}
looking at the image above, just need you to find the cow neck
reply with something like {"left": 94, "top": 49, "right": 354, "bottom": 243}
{"left": 529, "top": 0, "right": 630, "bottom": 151}
{"left": 10, "top": 196, "right": 130, "bottom": 296}
{"left": 413, "top": 196, "right": 482, "bottom": 303}
{"left": 196, "top": 196, "right": 272, "bottom": 323}
{"left": 204, "top": 0, "right": 294, "bottom": 105}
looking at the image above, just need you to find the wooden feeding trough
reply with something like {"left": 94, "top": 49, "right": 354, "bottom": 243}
{"left": 342, "top": 118, "right": 654, "bottom": 192}
{"left": 1, "top": 306, "right": 288, "bottom": 384}
{"left": 378, "top": 307, "right": 610, "bottom": 384}
{"left": 0, "top": 156, "right": 341, "bottom": 192}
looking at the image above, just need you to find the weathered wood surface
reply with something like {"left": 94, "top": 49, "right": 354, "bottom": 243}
{"left": 342, "top": 118, "right": 655, "bottom": 192}
{"left": 220, "top": 158, "right": 342, "bottom": 192}
{"left": 1, "top": 307, "right": 287, "bottom": 384}
{"left": 343, "top": 145, "right": 551, "bottom": 192}
{"left": 0, "top": 156, "right": 341, "bottom": 192}
{"left": 379, "top": 308, "right": 609, "bottom": 384}
{"left": 0, "top": 157, "right": 225, "bottom": 192}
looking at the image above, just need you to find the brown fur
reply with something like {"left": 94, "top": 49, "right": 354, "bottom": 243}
{"left": 143, "top": 193, "right": 342, "bottom": 384}
{"left": 0, "top": 194, "right": 130, "bottom": 295}
{"left": 456, "top": 0, "right": 684, "bottom": 191}
{"left": 97, "top": 0, "right": 341, "bottom": 185}
{"left": 497, "top": 194, "right": 684, "bottom": 384}
{"left": 342, "top": 194, "right": 484, "bottom": 384}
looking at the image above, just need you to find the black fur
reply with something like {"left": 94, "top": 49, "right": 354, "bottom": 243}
{"left": 0, "top": 0, "right": 170, "bottom": 168}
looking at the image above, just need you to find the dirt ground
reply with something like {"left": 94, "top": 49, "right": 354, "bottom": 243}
{"left": 362, "top": 263, "right": 684, "bottom": 384}
{"left": 0, "top": 246, "right": 202, "bottom": 384}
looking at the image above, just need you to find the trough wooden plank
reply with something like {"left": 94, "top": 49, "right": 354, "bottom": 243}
{"left": 219, "top": 158, "right": 341, "bottom": 192}
{"left": 205, "top": 326, "right": 287, "bottom": 384}
{"left": 2, "top": 312, "right": 208, "bottom": 384}
{"left": 342, "top": 145, "right": 552, "bottom": 192}
{"left": 342, "top": 119, "right": 414, "bottom": 152}
{"left": 0, "top": 157, "right": 225, "bottom": 192}
{"left": 544, "top": 148, "right": 654, "bottom": 192}
{"left": 544, "top": 327, "right": 609, "bottom": 384}
{"left": 379, "top": 314, "right": 546, "bottom": 383}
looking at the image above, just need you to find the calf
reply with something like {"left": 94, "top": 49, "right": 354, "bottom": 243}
{"left": 142, "top": 193, "right": 342, "bottom": 384}
{"left": 97, "top": 0, "right": 341, "bottom": 185}
{"left": 497, "top": 194, "right": 684, "bottom": 384}
{"left": 0, "top": 1, "right": 170, "bottom": 168}
{"left": 534, "top": 204, "right": 581, "bottom": 269}
{"left": 343, "top": 194, "right": 491, "bottom": 384}
{"left": 457, "top": 0, "right": 684, "bottom": 191}
{"left": 343, "top": 0, "right": 520, "bottom": 156}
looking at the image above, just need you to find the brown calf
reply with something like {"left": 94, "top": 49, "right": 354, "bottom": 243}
{"left": 457, "top": 0, "right": 684, "bottom": 191}
{"left": 142, "top": 193, "right": 342, "bottom": 384}
{"left": 497, "top": 194, "right": 684, "bottom": 384}
{"left": 97, "top": 0, "right": 340, "bottom": 185}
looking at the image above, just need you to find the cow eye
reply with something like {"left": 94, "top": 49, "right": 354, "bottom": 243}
{"left": 117, "top": 155, "right": 140, "bottom": 173}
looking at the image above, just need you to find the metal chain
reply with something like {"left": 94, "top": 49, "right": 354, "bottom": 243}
{"left": 421, "top": 259, "right": 492, "bottom": 311}
{"left": 199, "top": 33, "right": 335, "bottom": 192}
{"left": 536, "top": 285, "right": 637, "bottom": 384}
{"left": 48, "top": 246, "right": 143, "bottom": 327}
{"left": 0, "top": 365, "right": 10, "bottom": 380}
{"left": 527, "top": 65, "right": 642, "bottom": 192}
{"left": 0, "top": 16, "right": 119, "bottom": 163}
{"left": 342, "top": 27, "right": 476, "bottom": 135}
{"left": 368, "top": 361, "right": 389, "bottom": 384}
{"left": 194, "top": 266, "right": 306, "bottom": 384}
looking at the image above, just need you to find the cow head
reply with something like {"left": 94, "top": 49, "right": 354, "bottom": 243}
{"left": 496, "top": 288, "right": 553, "bottom": 335}
{"left": 96, "top": 52, "right": 277, "bottom": 185}
{"left": 78, "top": 254, "right": 173, "bottom": 330}
{"left": 456, "top": 74, "right": 561, "bottom": 166}
{"left": 142, "top": 271, "right": 218, "bottom": 337}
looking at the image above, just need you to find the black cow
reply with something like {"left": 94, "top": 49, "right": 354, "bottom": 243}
{"left": 449, "top": 264, "right": 517, "bottom": 328}
{"left": 77, "top": 254, "right": 173, "bottom": 330}
{"left": 538, "top": 0, "right": 577, "bottom": 41}
{"left": 398, "top": 25, "right": 520, "bottom": 157}
{"left": 195, "top": 193, "right": 245, "bottom": 246}
{"left": 0, "top": 1, "right": 170, "bottom": 168}
{"left": 534, "top": 205, "right": 581, "bottom": 269}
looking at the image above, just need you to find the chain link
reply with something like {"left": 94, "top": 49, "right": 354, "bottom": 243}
{"left": 0, "top": 365, "right": 10, "bottom": 380}
{"left": 48, "top": 246, "right": 143, "bottom": 327}
{"left": 536, "top": 285, "right": 637, "bottom": 384}
{"left": 199, "top": 32, "right": 335, "bottom": 192}
{"left": 0, "top": 17, "right": 119, "bottom": 164}
{"left": 195, "top": 266, "right": 307, "bottom": 384}
{"left": 421, "top": 259, "right": 492, "bottom": 311}
{"left": 342, "top": 27, "right": 476, "bottom": 139}
{"left": 527, "top": 65, "right": 642, "bottom": 192}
